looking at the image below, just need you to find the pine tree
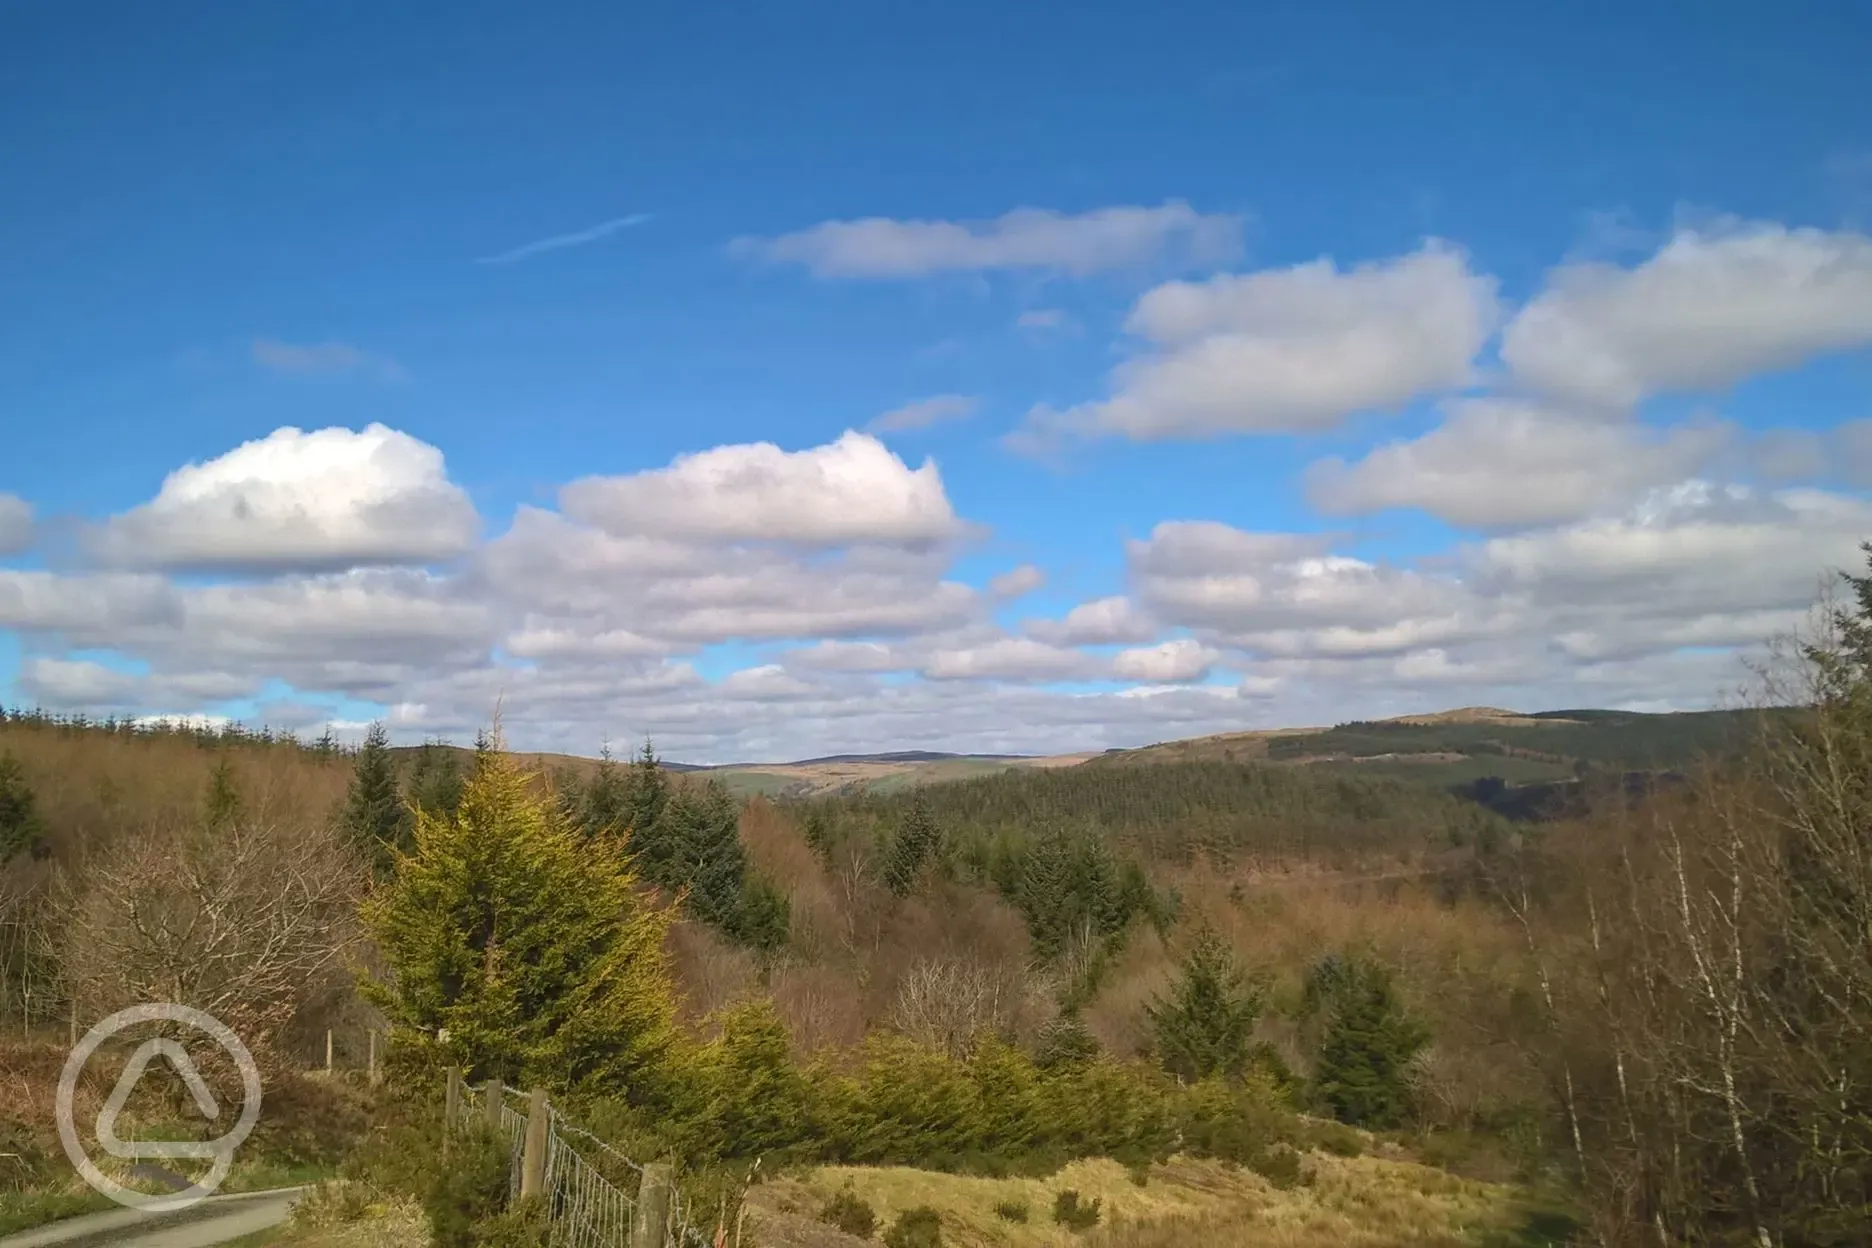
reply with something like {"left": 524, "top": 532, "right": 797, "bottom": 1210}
{"left": 361, "top": 743, "right": 680, "bottom": 1093}
{"left": 0, "top": 753, "right": 47, "bottom": 862}
{"left": 1146, "top": 926, "right": 1264, "bottom": 1081}
{"left": 344, "top": 722, "right": 409, "bottom": 875}
{"left": 1309, "top": 955, "right": 1429, "bottom": 1128}
{"left": 884, "top": 789, "right": 942, "bottom": 897}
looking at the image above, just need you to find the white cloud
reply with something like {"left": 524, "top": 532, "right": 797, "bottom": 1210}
{"left": 1502, "top": 222, "right": 1872, "bottom": 409}
{"left": 868, "top": 395, "right": 980, "bottom": 434}
{"left": 734, "top": 201, "right": 1242, "bottom": 278}
{"left": 1024, "top": 595, "right": 1159, "bottom": 645}
{"left": 252, "top": 339, "right": 406, "bottom": 381}
{"left": 988, "top": 564, "right": 1046, "bottom": 599}
{"left": 1128, "top": 521, "right": 1501, "bottom": 657}
{"left": 89, "top": 424, "right": 479, "bottom": 573}
{"left": 779, "top": 640, "right": 909, "bottom": 673}
{"left": 1112, "top": 638, "right": 1219, "bottom": 684}
{"left": 922, "top": 637, "right": 1096, "bottom": 682}
{"left": 716, "top": 664, "right": 820, "bottom": 700}
{"left": 0, "top": 493, "right": 33, "bottom": 555}
{"left": 559, "top": 431, "right": 963, "bottom": 547}
{"left": 1469, "top": 481, "right": 1869, "bottom": 613}
{"left": 1012, "top": 242, "right": 1499, "bottom": 448}
{"left": 1306, "top": 400, "right": 1734, "bottom": 528}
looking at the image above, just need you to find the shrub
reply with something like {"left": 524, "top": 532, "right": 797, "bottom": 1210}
{"left": 421, "top": 1127, "right": 511, "bottom": 1248}
{"left": 884, "top": 1205, "right": 944, "bottom": 1247}
{"left": 994, "top": 1198, "right": 1030, "bottom": 1222}
{"left": 821, "top": 1187, "right": 877, "bottom": 1237}
{"left": 1249, "top": 1144, "right": 1303, "bottom": 1190}
{"left": 1052, "top": 1189, "right": 1101, "bottom": 1230}
{"left": 1308, "top": 1121, "right": 1364, "bottom": 1157}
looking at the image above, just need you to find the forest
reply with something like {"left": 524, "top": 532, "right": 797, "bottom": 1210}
{"left": 1, "top": 556, "right": 1869, "bottom": 1247}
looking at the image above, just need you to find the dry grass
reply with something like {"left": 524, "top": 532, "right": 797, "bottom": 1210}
{"left": 272, "top": 1184, "right": 428, "bottom": 1247}
{"left": 747, "top": 1151, "right": 1528, "bottom": 1247}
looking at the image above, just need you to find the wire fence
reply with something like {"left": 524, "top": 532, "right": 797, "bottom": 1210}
{"left": 454, "top": 1078, "right": 703, "bottom": 1248}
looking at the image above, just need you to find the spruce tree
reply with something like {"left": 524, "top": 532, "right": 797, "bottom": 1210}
{"left": 1309, "top": 955, "right": 1429, "bottom": 1128}
{"left": 360, "top": 743, "right": 680, "bottom": 1093}
{"left": 884, "top": 789, "right": 941, "bottom": 897}
{"left": 406, "top": 741, "right": 465, "bottom": 820}
{"left": 0, "top": 753, "right": 46, "bottom": 863}
{"left": 577, "top": 742, "right": 629, "bottom": 841}
{"left": 344, "top": 722, "right": 409, "bottom": 875}
{"left": 1146, "top": 926, "right": 1264, "bottom": 1081}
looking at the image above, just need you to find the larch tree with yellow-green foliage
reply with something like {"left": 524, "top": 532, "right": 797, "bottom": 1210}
{"left": 361, "top": 738, "right": 681, "bottom": 1098}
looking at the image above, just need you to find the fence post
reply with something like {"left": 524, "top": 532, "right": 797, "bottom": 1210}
{"left": 483, "top": 1077, "right": 504, "bottom": 1133}
{"left": 325, "top": 1029, "right": 334, "bottom": 1076}
{"left": 520, "top": 1088, "right": 549, "bottom": 1199}
{"left": 367, "top": 1031, "right": 379, "bottom": 1086}
{"left": 445, "top": 1068, "right": 461, "bottom": 1129}
{"left": 443, "top": 1068, "right": 461, "bottom": 1159}
{"left": 631, "top": 1161, "right": 673, "bottom": 1248}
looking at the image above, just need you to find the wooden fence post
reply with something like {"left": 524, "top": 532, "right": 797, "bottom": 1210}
{"left": 484, "top": 1077, "right": 504, "bottom": 1133}
{"left": 325, "top": 1030, "right": 334, "bottom": 1076}
{"left": 631, "top": 1161, "right": 673, "bottom": 1248}
{"left": 367, "top": 1031, "right": 379, "bottom": 1086}
{"left": 520, "top": 1088, "right": 549, "bottom": 1199}
{"left": 443, "top": 1068, "right": 461, "bottom": 1158}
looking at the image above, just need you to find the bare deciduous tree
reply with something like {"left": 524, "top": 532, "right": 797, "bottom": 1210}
{"left": 57, "top": 810, "right": 364, "bottom": 1062}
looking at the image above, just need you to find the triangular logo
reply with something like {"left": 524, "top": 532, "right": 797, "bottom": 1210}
{"left": 96, "top": 1038, "right": 223, "bottom": 1160}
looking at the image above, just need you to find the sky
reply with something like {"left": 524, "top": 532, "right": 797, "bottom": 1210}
{"left": 2, "top": 1, "right": 1871, "bottom": 763}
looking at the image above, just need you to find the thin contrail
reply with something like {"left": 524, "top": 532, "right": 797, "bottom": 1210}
{"left": 475, "top": 213, "right": 653, "bottom": 265}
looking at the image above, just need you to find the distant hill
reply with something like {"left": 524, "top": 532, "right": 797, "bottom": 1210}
{"left": 383, "top": 705, "right": 1785, "bottom": 806}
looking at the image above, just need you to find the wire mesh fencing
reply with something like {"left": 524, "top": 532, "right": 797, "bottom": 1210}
{"left": 452, "top": 1076, "right": 703, "bottom": 1247}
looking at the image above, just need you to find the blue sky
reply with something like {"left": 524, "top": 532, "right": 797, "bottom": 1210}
{"left": 2, "top": 1, "right": 1870, "bottom": 761}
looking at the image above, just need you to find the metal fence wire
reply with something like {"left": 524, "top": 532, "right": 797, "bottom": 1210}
{"left": 455, "top": 1080, "right": 702, "bottom": 1247}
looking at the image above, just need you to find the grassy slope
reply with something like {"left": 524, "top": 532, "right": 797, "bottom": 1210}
{"left": 749, "top": 1153, "right": 1569, "bottom": 1248}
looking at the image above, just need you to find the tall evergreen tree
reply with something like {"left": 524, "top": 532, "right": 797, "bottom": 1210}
{"left": 406, "top": 741, "right": 465, "bottom": 820}
{"left": 621, "top": 738, "right": 670, "bottom": 843}
{"left": 360, "top": 743, "right": 680, "bottom": 1093}
{"left": 0, "top": 752, "right": 47, "bottom": 862}
{"left": 884, "top": 789, "right": 942, "bottom": 897}
{"left": 1147, "top": 925, "right": 1264, "bottom": 1081}
{"left": 577, "top": 742, "right": 630, "bottom": 841}
{"left": 344, "top": 722, "right": 409, "bottom": 875}
{"left": 1308, "top": 955, "right": 1429, "bottom": 1128}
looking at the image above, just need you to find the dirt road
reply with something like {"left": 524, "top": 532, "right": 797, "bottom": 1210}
{"left": 0, "top": 1187, "right": 302, "bottom": 1248}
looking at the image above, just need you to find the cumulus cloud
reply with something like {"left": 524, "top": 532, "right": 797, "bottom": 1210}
{"left": 252, "top": 339, "right": 406, "bottom": 381}
{"left": 1306, "top": 400, "right": 1734, "bottom": 528}
{"left": 0, "top": 493, "right": 33, "bottom": 555}
{"left": 1011, "top": 242, "right": 1499, "bottom": 449}
{"left": 988, "top": 564, "right": 1046, "bottom": 599}
{"left": 1112, "top": 638, "right": 1219, "bottom": 684}
{"left": 560, "top": 431, "right": 964, "bottom": 547}
{"left": 88, "top": 424, "right": 479, "bottom": 573}
{"left": 1502, "top": 222, "right": 1872, "bottom": 409}
{"left": 868, "top": 395, "right": 980, "bottom": 434}
{"left": 733, "top": 201, "right": 1242, "bottom": 279}
{"left": 1024, "top": 595, "right": 1159, "bottom": 645}
{"left": 1129, "top": 521, "right": 1503, "bottom": 657}
{"left": 922, "top": 637, "right": 1097, "bottom": 682}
